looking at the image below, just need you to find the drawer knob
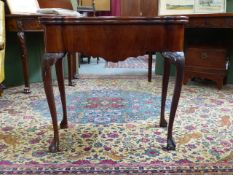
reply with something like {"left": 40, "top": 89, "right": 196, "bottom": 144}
{"left": 201, "top": 52, "right": 208, "bottom": 59}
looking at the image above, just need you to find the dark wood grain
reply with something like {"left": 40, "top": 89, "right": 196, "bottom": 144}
{"left": 38, "top": 0, "right": 73, "bottom": 9}
{"left": 120, "top": 0, "right": 158, "bottom": 16}
{"left": 186, "top": 13, "right": 233, "bottom": 28}
{"left": 42, "top": 16, "right": 187, "bottom": 57}
{"left": 120, "top": 0, "right": 141, "bottom": 16}
{"left": 40, "top": 16, "right": 188, "bottom": 152}
{"left": 140, "top": 0, "right": 158, "bottom": 17}
{"left": 6, "top": 15, "right": 43, "bottom": 32}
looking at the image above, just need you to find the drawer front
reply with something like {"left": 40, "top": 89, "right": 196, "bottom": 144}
{"left": 6, "top": 19, "right": 43, "bottom": 32}
{"left": 185, "top": 47, "right": 227, "bottom": 68}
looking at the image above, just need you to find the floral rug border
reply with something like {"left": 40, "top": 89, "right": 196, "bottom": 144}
{"left": 0, "top": 162, "right": 232, "bottom": 174}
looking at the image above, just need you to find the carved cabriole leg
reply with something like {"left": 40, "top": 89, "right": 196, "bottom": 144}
{"left": 160, "top": 57, "right": 170, "bottom": 128}
{"left": 42, "top": 53, "right": 66, "bottom": 153}
{"left": 148, "top": 52, "right": 153, "bottom": 82}
{"left": 55, "top": 58, "right": 68, "bottom": 129}
{"left": 161, "top": 52, "right": 185, "bottom": 151}
{"left": 16, "top": 20, "right": 31, "bottom": 94}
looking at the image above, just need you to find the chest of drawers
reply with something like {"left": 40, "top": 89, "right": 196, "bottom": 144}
{"left": 183, "top": 45, "right": 228, "bottom": 89}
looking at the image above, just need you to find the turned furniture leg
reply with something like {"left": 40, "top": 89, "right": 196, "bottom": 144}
{"left": 55, "top": 58, "right": 68, "bottom": 129}
{"left": 16, "top": 20, "right": 30, "bottom": 94}
{"left": 161, "top": 52, "right": 185, "bottom": 151}
{"left": 148, "top": 52, "right": 153, "bottom": 82}
{"left": 160, "top": 58, "right": 170, "bottom": 127}
{"left": 42, "top": 53, "right": 66, "bottom": 153}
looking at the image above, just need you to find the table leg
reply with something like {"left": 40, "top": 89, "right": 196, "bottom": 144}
{"left": 161, "top": 52, "right": 185, "bottom": 151}
{"left": 148, "top": 52, "right": 153, "bottom": 82}
{"left": 160, "top": 58, "right": 170, "bottom": 128}
{"left": 16, "top": 20, "right": 30, "bottom": 94}
{"left": 67, "top": 53, "right": 76, "bottom": 86}
{"left": 72, "top": 53, "right": 79, "bottom": 79}
{"left": 42, "top": 53, "right": 66, "bottom": 153}
{"left": 55, "top": 58, "right": 68, "bottom": 129}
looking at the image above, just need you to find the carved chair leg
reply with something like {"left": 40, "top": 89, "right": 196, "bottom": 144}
{"left": 55, "top": 58, "right": 68, "bottom": 129}
{"left": 148, "top": 52, "right": 153, "bottom": 82}
{"left": 160, "top": 57, "right": 170, "bottom": 128}
{"left": 16, "top": 20, "right": 31, "bottom": 94}
{"left": 161, "top": 52, "right": 185, "bottom": 151}
{"left": 67, "top": 53, "right": 76, "bottom": 86}
{"left": 42, "top": 53, "right": 65, "bottom": 153}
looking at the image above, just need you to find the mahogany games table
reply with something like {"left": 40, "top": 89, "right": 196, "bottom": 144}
{"left": 39, "top": 16, "right": 188, "bottom": 152}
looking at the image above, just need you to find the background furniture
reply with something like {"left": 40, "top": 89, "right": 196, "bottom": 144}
{"left": 77, "top": 0, "right": 96, "bottom": 16}
{"left": 0, "top": 0, "right": 5, "bottom": 95}
{"left": 78, "top": 0, "right": 110, "bottom": 12}
{"left": 120, "top": 0, "right": 158, "bottom": 16}
{"left": 183, "top": 13, "right": 233, "bottom": 89}
{"left": 5, "top": 0, "right": 78, "bottom": 93}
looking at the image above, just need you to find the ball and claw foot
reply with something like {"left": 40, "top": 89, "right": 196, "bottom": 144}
{"left": 159, "top": 118, "right": 168, "bottom": 128}
{"left": 60, "top": 120, "right": 68, "bottom": 129}
{"left": 166, "top": 137, "right": 176, "bottom": 151}
{"left": 23, "top": 87, "right": 31, "bottom": 94}
{"left": 49, "top": 139, "right": 59, "bottom": 153}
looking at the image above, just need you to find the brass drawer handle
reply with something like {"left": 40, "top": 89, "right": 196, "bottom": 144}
{"left": 201, "top": 52, "right": 208, "bottom": 59}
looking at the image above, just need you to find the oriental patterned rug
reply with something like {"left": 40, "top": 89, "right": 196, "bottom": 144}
{"left": 105, "top": 55, "right": 154, "bottom": 69}
{"left": 0, "top": 77, "right": 232, "bottom": 174}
